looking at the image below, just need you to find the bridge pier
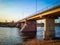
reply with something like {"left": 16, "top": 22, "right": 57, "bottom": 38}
{"left": 20, "top": 20, "right": 37, "bottom": 32}
{"left": 20, "top": 20, "right": 37, "bottom": 39}
{"left": 43, "top": 18, "right": 55, "bottom": 40}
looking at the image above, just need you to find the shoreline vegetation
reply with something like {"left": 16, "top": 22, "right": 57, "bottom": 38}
{"left": 14, "top": 38, "right": 60, "bottom": 45}
{"left": 0, "top": 22, "right": 60, "bottom": 27}
{"left": 0, "top": 22, "right": 16, "bottom": 27}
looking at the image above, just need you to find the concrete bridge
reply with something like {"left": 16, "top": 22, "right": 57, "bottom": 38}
{"left": 17, "top": 5, "right": 60, "bottom": 40}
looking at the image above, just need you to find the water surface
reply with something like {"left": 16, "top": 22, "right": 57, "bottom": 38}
{"left": 0, "top": 26, "right": 60, "bottom": 45}
{"left": 37, "top": 26, "right": 60, "bottom": 39}
{"left": 0, "top": 27, "right": 22, "bottom": 45}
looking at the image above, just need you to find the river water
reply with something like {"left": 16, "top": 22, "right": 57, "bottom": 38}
{"left": 0, "top": 26, "right": 60, "bottom": 45}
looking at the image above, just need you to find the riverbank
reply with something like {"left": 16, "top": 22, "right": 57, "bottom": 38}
{"left": 15, "top": 38, "right": 60, "bottom": 45}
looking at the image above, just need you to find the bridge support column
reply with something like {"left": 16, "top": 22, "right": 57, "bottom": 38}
{"left": 21, "top": 20, "right": 37, "bottom": 32}
{"left": 20, "top": 20, "right": 37, "bottom": 40}
{"left": 43, "top": 18, "right": 55, "bottom": 40}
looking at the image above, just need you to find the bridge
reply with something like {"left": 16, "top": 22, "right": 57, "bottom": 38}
{"left": 17, "top": 5, "right": 60, "bottom": 40}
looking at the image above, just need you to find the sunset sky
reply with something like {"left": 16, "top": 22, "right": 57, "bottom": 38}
{"left": 0, "top": 0, "right": 60, "bottom": 22}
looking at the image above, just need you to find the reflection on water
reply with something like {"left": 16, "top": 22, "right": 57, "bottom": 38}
{"left": 20, "top": 26, "right": 60, "bottom": 41}
{"left": 37, "top": 26, "right": 60, "bottom": 39}
{"left": 37, "top": 27, "right": 44, "bottom": 39}
{"left": 20, "top": 31, "right": 36, "bottom": 41}
{"left": 0, "top": 26, "right": 60, "bottom": 45}
{"left": 55, "top": 26, "right": 60, "bottom": 37}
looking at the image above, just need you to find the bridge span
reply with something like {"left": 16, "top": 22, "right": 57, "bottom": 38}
{"left": 17, "top": 5, "right": 60, "bottom": 40}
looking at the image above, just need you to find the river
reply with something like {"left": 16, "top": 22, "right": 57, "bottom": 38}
{"left": 0, "top": 26, "right": 60, "bottom": 45}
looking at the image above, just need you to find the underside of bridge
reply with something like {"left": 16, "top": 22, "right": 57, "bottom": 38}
{"left": 17, "top": 5, "right": 60, "bottom": 40}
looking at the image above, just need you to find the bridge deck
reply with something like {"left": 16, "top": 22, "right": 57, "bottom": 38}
{"left": 19, "top": 5, "right": 60, "bottom": 22}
